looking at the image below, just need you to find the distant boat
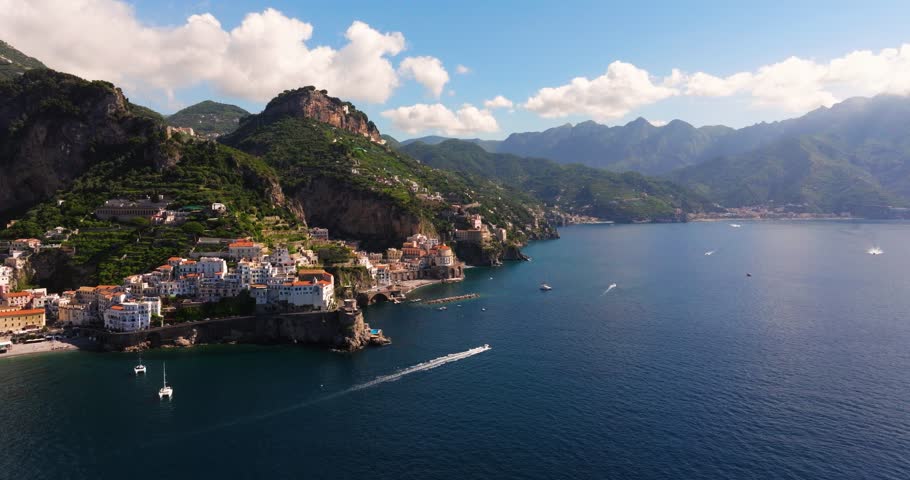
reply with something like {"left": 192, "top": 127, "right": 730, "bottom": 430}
{"left": 704, "top": 250, "right": 715, "bottom": 256}
{"left": 730, "top": 223, "right": 742, "bottom": 228}
{"left": 481, "top": 308, "right": 486, "bottom": 312}
{"left": 134, "top": 356, "right": 146, "bottom": 375}
{"left": 437, "top": 306, "right": 447, "bottom": 311}
{"left": 746, "top": 273, "right": 752, "bottom": 277}
{"left": 158, "top": 363, "right": 173, "bottom": 400}
{"left": 868, "top": 247, "right": 884, "bottom": 255}
{"left": 540, "top": 283, "right": 553, "bottom": 291}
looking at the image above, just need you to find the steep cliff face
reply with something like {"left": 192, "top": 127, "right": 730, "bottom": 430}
{"left": 257, "top": 86, "right": 382, "bottom": 142}
{"left": 0, "top": 70, "right": 164, "bottom": 222}
{"left": 293, "top": 176, "right": 432, "bottom": 249}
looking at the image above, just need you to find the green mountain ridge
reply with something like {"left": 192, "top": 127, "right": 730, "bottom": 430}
{"left": 167, "top": 100, "right": 250, "bottom": 136}
{"left": 399, "top": 139, "right": 711, "bottom": 222}
{"left": 0, "top": 39, "right": 46, "bottom": 81}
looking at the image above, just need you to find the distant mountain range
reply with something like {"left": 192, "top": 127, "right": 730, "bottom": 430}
{"left": 167, "top": 100, "right": 250, "bottom": 137}
{"left": 400, "top": 140, "right": 710, "bottom": 221}
{"left": 401, "top": 95, "right": 910, "bottom": 214}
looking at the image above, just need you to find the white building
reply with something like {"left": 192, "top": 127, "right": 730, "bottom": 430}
{"left": 237, "top": 260, "right": 274, "bottom": 288}
{"left": 273, "top": 270, "right": 335, "bottom": 310}
{"left": 375, "top": 264, "right": 391, "bottom": 286}
{"left": 0, "top": 265, "right": 13, "bottom": 294}
{"left": 103, "top": 299, "right": 158, "bottom": 332}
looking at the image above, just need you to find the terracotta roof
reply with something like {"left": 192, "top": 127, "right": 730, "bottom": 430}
{"left": 229, "top": 241, "right": 257, "bottom": 248}
{"left": 3, "top": 292, "right": 32, "bottom": 297}
{"left": 0, "top": 308, "right": 44, "bottom": 317}
{"left": 110, "top": 305, "right": 124, "bottom": 310}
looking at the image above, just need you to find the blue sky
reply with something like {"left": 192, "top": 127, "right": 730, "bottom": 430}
{"left": 7, "top": 0, "right": 910, "bottom": 139}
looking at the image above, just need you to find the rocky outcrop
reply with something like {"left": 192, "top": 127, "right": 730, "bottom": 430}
{"left": 97, "top": 309, "right": 372, "bottom": 352}
{"left": 258, "top": 86, "right": 382, "bottom": 142}
{"left": 0, "top": 69, "right": 164, "bottom": 222}
{"left": 292, "top": 175, "right": 433, "bottom": 250}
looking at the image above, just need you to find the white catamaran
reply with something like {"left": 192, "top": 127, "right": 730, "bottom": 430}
{"left": 134, "top": 356, "right": 146, "bottom": 375}
{"left": 158, "top": 363, "right": 173, "bottom": 400}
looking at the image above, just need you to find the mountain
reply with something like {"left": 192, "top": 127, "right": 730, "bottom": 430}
{"left": 2, "top": 73, "right": 560, "bottom": 289}
{"left": 221, "top": 87, "right": 555, "bottom": 249}
{"left": 0, "top": 70, "right": 298, "bottom": 289}
{"left": 400, "top": 139, "right": 711, "bottom": 222}
{"left": 496, "top": 119, "right": 736, "bottom": 174}
{"left": 0, "top": 39, "right": 46, "bottom": 81}
{"left": 0, "top": 69, "right": 168, "bottom": 223}
{"left": 670, "top": 95, "right": 910, "bottom": 214}
{"left": 166, "top": 100, "right": 250, "bottom": 137}
{"left": 401, "top": 135, "right": 502, "bottom": 152}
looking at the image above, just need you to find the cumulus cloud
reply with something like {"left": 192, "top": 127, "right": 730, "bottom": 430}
{"left": 523, "top": 44, "right": 910, "bottom": 119}
{"left": 398, "top": 56, "right": 450, "bottom": 98}
{"left": 483, "top": 95, "right": 513, "bottom": 109}
{"left": 456, "top": 64, "right": 471, "bottom": 74}
{"left": 684, "top": 45, "right": 910, "bottom": 111}
{"left": 524, "top": 61, "right": 678, "bottom": 120}
{"left": 0, "top": 0, "right": 417, "bottom": 104}
{"left": 381, "top": 103, "right": 499, "bottom": 135}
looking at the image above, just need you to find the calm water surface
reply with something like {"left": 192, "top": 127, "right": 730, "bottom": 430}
{"left": 2, "top": 221, "right": 910, "bottom": 479}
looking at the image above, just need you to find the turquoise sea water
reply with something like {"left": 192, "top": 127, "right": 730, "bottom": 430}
{"left": 2, "top": 221, "right": 910, "bottom": 479}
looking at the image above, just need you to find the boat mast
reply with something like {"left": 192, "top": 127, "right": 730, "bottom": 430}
{"left": 163, "top": 363, "right": 167, "bottom": 388}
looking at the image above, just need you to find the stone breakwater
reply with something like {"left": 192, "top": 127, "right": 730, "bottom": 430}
{"left": 96, "top": 309, "right": 381, "bottom": 353}
{"left": 425, "top": 293, "right": 479, "bottom": 305}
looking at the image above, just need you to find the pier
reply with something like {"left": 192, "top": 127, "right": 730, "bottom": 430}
{"left": 425, "top": 293, "right": 479, "bottom": 305}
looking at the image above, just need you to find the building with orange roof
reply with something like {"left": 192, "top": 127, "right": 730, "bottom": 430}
{"left": 1, "top": 291, "right": 33, "bottom": 309}
{"left": 228, "top": 240, "right": 263, "bottom": 260}
{"left": 0, "top": 308, "right": 45, "bottom": 333}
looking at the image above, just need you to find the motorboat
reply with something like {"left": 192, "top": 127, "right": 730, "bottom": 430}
{"left": 539, "top": 283, "right": 552, "bottom": 291}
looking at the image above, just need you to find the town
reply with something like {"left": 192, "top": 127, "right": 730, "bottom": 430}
{"left": 0, "top": 199, "right": 523, "bottom": 354}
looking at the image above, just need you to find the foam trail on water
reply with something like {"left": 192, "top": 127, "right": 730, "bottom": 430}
{"left": 601, "top": 283, "right": 617, "bottom": 296}
{"left": 178, "top": 345, "right": 493, "bottom": 437}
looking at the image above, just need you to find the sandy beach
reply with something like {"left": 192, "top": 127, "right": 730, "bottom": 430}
{"left": 0, "top": 337, "right": 93, "bottom": 359}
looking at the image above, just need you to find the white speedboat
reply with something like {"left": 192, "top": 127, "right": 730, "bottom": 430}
{"left": 540, "top": 283, "right": 552, "bottom": 291}
{"left": 437, "top": 306, "right": 447, "bottom": 311}
{"left": 158, "top": 363, "right": 173, "bottom": 400}
{"left": 134, "top": 356, "right": 146, "bottom": 375}
{"left": 868, "top": 247, "right": 883, "bottom": 255}
{"left": 729, "top": 223, "right": 742, "bottom": 228}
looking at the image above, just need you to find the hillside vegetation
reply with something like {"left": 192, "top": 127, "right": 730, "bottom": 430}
{"left": 167, "top": 100, "right": 250, "bottom": 136}
{"left": 400, "top": 140, "right": 710, "bottom": 221}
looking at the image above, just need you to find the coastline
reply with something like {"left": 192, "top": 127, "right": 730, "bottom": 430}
{"left": 0, "top": 337, "right": 94, "bottom": 360}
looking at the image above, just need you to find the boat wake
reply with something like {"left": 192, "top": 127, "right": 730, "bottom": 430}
{"left": 171, "top": 345, "right": 493, "bottom": 439}
{"left": 868, "top": 247, "right": 884, "bottom": 255}
{"left": 601, "top": 283, "right": 617, "bottom": 296}
{"left": 704, "top": 250, "right": 715, "bottom": 256}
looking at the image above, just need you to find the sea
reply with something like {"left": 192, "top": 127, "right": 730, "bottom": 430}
{"left": 2, "top": 221, "right": 910, "bottom": 479}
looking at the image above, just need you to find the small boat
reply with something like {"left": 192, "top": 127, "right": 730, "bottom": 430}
{"left": 540, "top": 283, "right": 552, "bottom": 291}
{"left": 481, "top": 308, "right": 486, "bottom": 311}
{"left": 158, "top": 363, "right": 173, "bottom": 400}
{"left": 704, "top": 250, "right": 715, "bottom": 256}
{"left": 134, "top": 356, "right": 146, "bottom": 375}
{"left": 730, "top": 223, "right": 742, "bottom": 228}
{"left": 410, "top": 298, "right": 423, "bottom": 303}
{"left": 457, "top": 304, "right": 462, "bottom": 308}
{"left": 868, "top": 247, "right": 883, "bottom": 255}
{"left": 437, "top": 306, "right": 447, "bottom": 311}
{"left": 746, "top": 273, "right": 752, "bottom": 277}
{"left": 483, "top": 344, "right": 490, "bottom": 349}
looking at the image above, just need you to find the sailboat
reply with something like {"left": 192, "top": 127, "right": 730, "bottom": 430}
{"left": 133, "top": 355, "right": 146, "bottom": 375}
{"left": 158, "top": 363, "right": 173, "bottom": 400}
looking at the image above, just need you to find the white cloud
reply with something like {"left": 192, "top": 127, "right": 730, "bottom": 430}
{"left": 0, "top": 0, "right": 420, "bottom": 104}
{"left": 398, "top": 56, "right": 449, "bottom": 98}
{"left": 683, "top": 45, "right": 910, "bottom": 112}
{"left": 524, "top": 61, "right": 679, "bottom": 120}
{"left": 483, "top": 95, "right": 513, "bottom": 109}
{"left": 381, "top": 103, "right": 499, "bottom": 135}
{"left": 456, "top": 64, "right": 471, "bottom": 75}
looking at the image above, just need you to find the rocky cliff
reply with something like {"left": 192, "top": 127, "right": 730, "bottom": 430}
{"left": 257, "top": 86, "right": 382, "bottom": 142}
{"left": 0, "top": 70, "right": 166, "bottom": 222}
